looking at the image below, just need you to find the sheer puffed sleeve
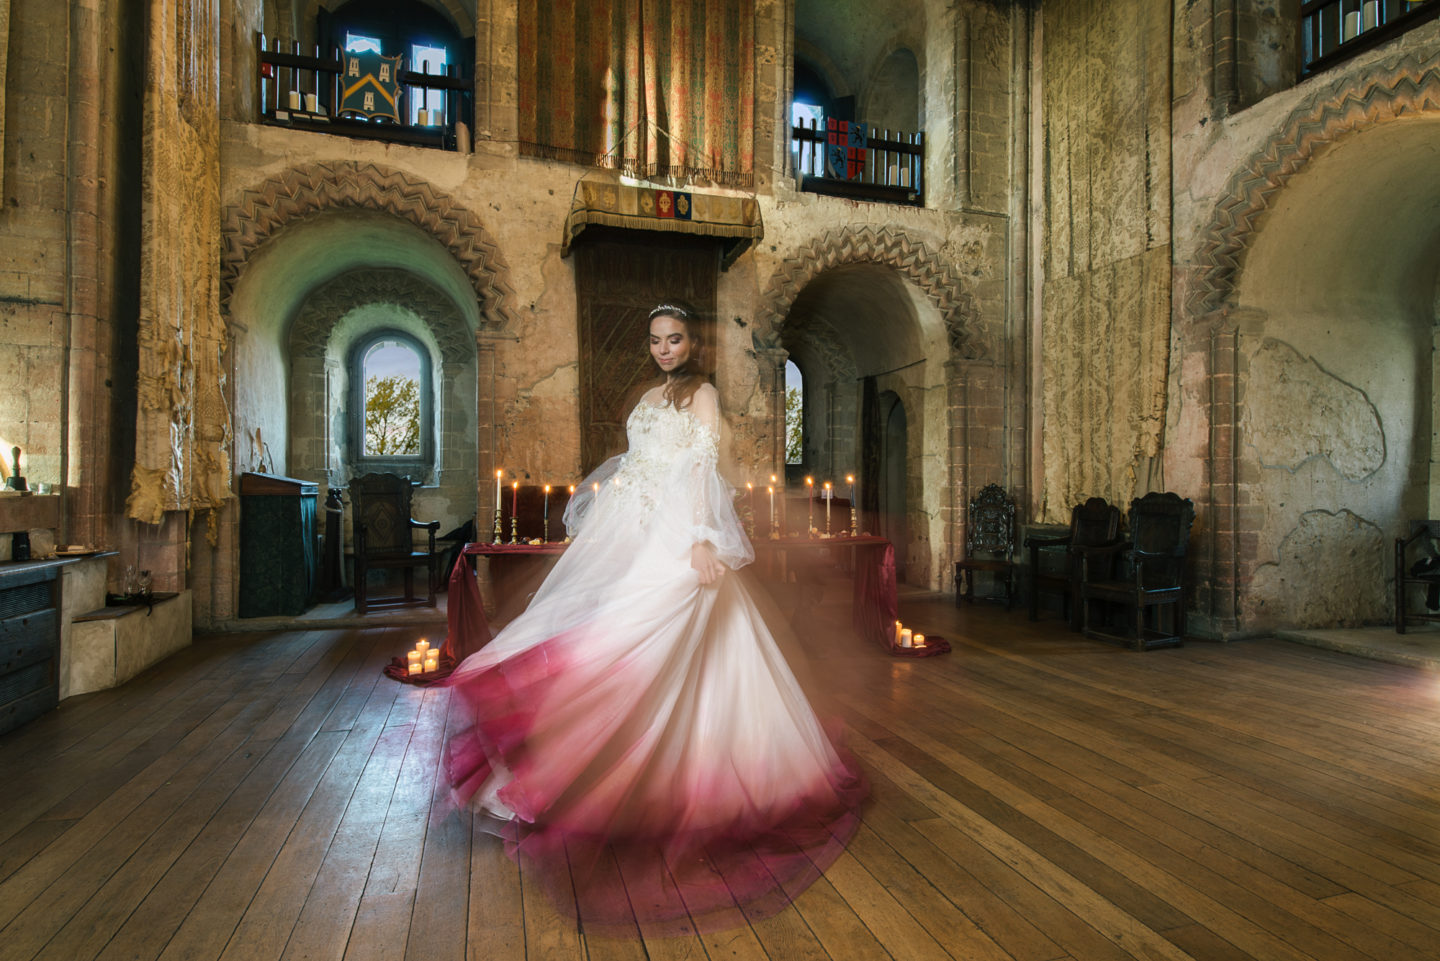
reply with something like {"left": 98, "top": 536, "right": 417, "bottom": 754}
{"left": 562, "top": 454, "right": 624, "bottom": 538}
{"left": 670, "top": 385, "right": 754, "bottom": 571}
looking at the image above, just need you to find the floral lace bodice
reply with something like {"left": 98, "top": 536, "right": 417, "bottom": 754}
{"left": 609, "top": 402, "right": 718, "bottom": 515}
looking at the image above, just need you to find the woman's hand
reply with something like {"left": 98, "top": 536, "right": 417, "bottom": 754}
{"left": 691, "top": 543, "right": 727, "bottom": 585}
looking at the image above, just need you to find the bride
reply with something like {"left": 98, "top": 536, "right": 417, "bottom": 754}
{"left": 444, "top": 304, "right": 866, "bottom": 931}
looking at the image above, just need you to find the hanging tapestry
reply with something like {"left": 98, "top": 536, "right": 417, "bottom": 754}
{"left": 128, "top": 0, "right": 232, "bottom": 526}
{"left": 518, "top": 0, "right": 755, "bottom": 188}
{"left": 561, "top": 180, "right": 762, "bottom": 269}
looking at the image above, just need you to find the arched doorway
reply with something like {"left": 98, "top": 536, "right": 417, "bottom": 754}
{"left": 779, "top": 261, "right": 947, "bottom": 587}
{"left": 1218, "top": 115, "right": 1440, "bottom": 631}
{"left": 878, "top": 390, "right": 908, "bottom": 583}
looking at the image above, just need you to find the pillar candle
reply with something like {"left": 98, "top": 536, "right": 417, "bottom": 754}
{"left": 408, "top": 661, "right": 423, "bottom": 675}
{"left": 305, "top": 92, "right": 318, "bottom": 113}
{"left": 407, "top": 650, "right": 422, "bottom": 667}
{"left": 893, "top": 620, "right": 903, "bottom": 647}
{"left": 287, "top": 90, "right": 301, "bottom": 110}
{"left": 423, "top": 656, "right": 438, "bottom": 673}
{"left": 416, "top": 639, "right": 429, "bottom": 654}
{"left": 900, "top": 629, "right": 913, "bottom": 649}
{"left": 913, "top": 633, "right": 926, "bottom": 649}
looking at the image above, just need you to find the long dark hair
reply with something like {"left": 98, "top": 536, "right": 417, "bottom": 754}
{"left": 649, "top": 303, "right": 710, "bottom": 410}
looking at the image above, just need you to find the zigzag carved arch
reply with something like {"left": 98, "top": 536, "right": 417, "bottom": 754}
{"left": 1191, "top": 51, "right": 1440, "bottom": 315}
{"left": 289, "top": 269, "right": 472, "bottom": 364}
{"left": 221, "top": 161, "right": 516, "bottom": 329}
{"left": 758, "top": 226, "right": 982, "bottom": 359}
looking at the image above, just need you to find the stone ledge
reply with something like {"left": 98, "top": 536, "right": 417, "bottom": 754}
{"left": 68, "top": 590, "right": 192, "bottom": 698}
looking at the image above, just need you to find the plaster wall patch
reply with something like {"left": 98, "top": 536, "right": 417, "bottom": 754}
{"left": 1243, "top": 339, "right": 1384, "bottom": 481}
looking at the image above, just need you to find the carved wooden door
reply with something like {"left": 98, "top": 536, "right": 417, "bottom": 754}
{"left": 573, "top": 232, "right": 719, "bottom": 472}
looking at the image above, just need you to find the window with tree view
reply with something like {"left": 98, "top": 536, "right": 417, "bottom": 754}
{"left": 363, "top": 338, "right": 422, "bottom": 457}
{"left": 785, "top": 360, "right": 803, "bottom": 465}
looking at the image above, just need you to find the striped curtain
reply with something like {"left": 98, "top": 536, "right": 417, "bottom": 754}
{"left": 518, "top": 0, "right": 755, "bottom": 188}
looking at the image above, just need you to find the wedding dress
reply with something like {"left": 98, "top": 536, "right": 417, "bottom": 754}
{"left": 445, "top": 384, "right": 866, "bottom": 930}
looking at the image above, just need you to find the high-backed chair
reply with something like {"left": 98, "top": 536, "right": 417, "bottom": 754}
{"left": 1078, "top": 492, "right": 1194, "bottom": 650}
{"left": 1026, "top": 497, "right": 1123, "bottom": 629}
{"left": 954, "top": 483, "right": 1017, "bottom": 609}
{"left": 1394, "top": 520, "right": 1440, "bottom": 633}
{"left": 349, "top": 473, "right": 440, "bottom": 615}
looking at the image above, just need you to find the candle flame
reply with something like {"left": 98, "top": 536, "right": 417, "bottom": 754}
{"left": 847, "top": 474, "right": 854, "bottom": 484}
{"left": 544, "top": 484, "right": 551, "bottom": 493}
{"left": 496, "top": 469, "right": 502, "bottom": 479}
{"left": 805, "top": 477, "right": 813, "bottom": 486}
{"left": 512, "top": 481, "right": 518, "bottom": 489}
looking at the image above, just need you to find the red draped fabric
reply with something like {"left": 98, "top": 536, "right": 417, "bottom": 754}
{"left": 518, "top": 0, "right": 755, "bottom": 187}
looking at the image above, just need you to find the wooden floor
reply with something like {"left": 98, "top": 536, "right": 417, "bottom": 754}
{"left": 4, "top": 586, "right": 1440, "bottom": 961}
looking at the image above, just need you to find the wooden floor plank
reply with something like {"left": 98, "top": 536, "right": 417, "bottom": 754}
{"left": 5, "top": 591, "right": 1440, "bottom": 961}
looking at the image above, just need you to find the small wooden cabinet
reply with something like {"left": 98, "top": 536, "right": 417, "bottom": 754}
{"left": 0, "top": 562, "right": 61, "bottom": 735}
{"left": 238, "top": 472, "right": 319, "bottom": 618}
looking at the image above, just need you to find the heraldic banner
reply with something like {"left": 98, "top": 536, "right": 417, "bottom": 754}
{"left": 341, "top": 50, "right": 403, "bottom": 121}
{"left": 562, "top": 181, "right": 763, "bottom": 270}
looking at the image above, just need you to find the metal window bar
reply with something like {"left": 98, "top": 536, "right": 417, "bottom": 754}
{"left": 1298, "top": 0, "right": 1440, "bottom": 78}
{"left": 257, "top": 32, "right": 470, "bottom": 150}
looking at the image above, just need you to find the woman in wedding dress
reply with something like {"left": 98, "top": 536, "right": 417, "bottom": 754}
{"left": 444, "top": 304, "right": 866, "bottom": 930}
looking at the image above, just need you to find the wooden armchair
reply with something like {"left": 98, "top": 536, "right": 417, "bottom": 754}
{"left": 954, "top": 483, "right": 1017, "bottom": 609}
{"left": 1394, "top": 520, "right": 1440, "bottom": 633}
{"left": 1026, "top": 497, "right": 1123, "bottom": 629}
{"left": 1078, "top": 492, "right": 1195, "bottom": 650}
{"left": 349, "top": 472, "right": 441, "bottom": 615}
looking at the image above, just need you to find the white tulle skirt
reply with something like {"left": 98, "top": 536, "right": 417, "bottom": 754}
{"left": 444, "top": 474, "right": 866, "bottom": 930}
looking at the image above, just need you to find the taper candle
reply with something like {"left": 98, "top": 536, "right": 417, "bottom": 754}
{"left": 495, "top": 469, "right": 502, "bottom": 512}
{"left": 543, "top": 484, "right": 551, "bottom": 521}
{"left": 768, "top": 485, "right": 776, "bottom": 533}
{"left": 806, "top": 477, "right": 814, "bottom": 534}
{"left": 824, "top": 481, "right": 832, "bottom": 531}
{"left": 511, "top": 481, "right": 519, "bottom": 518}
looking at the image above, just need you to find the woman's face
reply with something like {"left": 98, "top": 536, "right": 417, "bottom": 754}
{"left": 649, "top": 313, "right": 693, "bottom": 374}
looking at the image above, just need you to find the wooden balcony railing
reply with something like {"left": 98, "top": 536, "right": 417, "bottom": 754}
{"left": 257, "top": 33, "right": 471, "bottom": 150}
{"left": 1300, "top": 0, "right": 1440, "bottom": 78}
{"left": 792, "top": 120, "right": 924, "bottom": 207}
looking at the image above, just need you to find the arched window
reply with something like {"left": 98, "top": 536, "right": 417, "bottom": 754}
{"left": 349, "top": 330, "right": 435, "bottom": 478}
{"left": 785, "top": 360, "right": 804, "bottom": 465}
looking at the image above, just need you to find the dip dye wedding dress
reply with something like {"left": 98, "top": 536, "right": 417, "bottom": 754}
{"left": 444, "top": 384, "right": 866, "bottom": 930}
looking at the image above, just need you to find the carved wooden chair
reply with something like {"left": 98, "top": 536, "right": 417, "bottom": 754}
{"left": 1394, "top": 520, "right": 1440, "bottom": 633}
{"left": 1078, "top": 492, "right": 1195, "bottom": 650}
{"left": 954, "top": 483, "right": 1017, "bottom": 609}
{"left": 349, "top": 472, "right": 440, "bottom": 615}
{"left": 1026, "top": 497, "right": 1123, "bottom": 629}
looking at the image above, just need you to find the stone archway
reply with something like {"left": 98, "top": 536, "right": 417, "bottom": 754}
{"left": 1183, "top": 50, "right": 1440, "bottom": 637}
{"left": 220, "top": 160, "right": 517, "bottom": 329}
{"left": 1190, "top": 51, "right": 1440, "bottom": 316}
{"left": 757, "top": 224, "right": 983, "bottom": 360}
{"left": 286, "top": 268, "right": 478, "bottom": 487}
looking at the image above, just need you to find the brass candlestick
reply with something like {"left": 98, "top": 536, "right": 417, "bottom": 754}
{"left": 509, "top": 515, "right": 519, "bottom": 545}
{"left": 850, "top": 506, "right": 858, "bottom": 537}
{"left": 543, "top": 518, "right": 550, "bottom": 543}
{"left": 492, "top": 507, "right": 503, "bottom": 544}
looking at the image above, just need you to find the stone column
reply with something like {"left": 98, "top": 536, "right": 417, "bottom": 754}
{"left": 756, "top": 346, "right": 789, "bottom": 478}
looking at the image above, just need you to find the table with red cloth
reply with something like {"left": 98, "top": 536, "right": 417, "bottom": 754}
{"left": 419, "top": 536, "right": 899, "bottom": 684}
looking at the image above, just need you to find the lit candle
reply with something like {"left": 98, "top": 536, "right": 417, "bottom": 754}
{"left": 568, "top": 484, "right": 575, "bottom": 495}
{"left": 511, "top": 481, "right": 519, "bottom": 518}
{"left": 824, "top": 481, "right": 832, "bottom": 530}
{"left": 913, "top": 633, "right": 926, "bottom": 649}
{"left": 543, "top": 484, "right": 551, "bottom": 521}
{"left": 423, "top": 656, "right": 439, "bottom": 673}
{"left": 593, "top": 482, "right": 600, "bottom": 494}
{"left": 495, "top": 469, "right": 503, "bottom": 513}
{"left": 407, "top": 650, "right": 422, "bottom": 667}
{"left": 806, "top": 477, "right": 814, "bottom": 533}
{"left": 894, "top": 620, "right": 903, "bottom": 647}
{"left": 408, "top": 660, "right": 423, "bottom": 676}
{"left": 847, "top": 473, "right": 855, "bottom": 504}
{"left": 416, "top": 639, "right": 429, "bottom": 654}
{"left": 900, "top": 629, "right": 913, "bottom": 649}
{"left": 768, "top": 485, "right": 776, "bottom": 533}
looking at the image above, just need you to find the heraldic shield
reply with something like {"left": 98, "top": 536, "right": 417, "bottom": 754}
{"left": 341, "top": 51, "right": 403, "bottom": 122}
